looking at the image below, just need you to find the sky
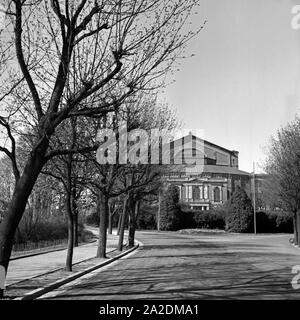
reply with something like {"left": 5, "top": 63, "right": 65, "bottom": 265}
{"left": 164, "top": 0, "right": 300, "bottom": 173}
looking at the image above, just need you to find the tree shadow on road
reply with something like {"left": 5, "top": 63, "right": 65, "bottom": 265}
{"left": 42, "top": 239, "right": 300, "bottom": 300}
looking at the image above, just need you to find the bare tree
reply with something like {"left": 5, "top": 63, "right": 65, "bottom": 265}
{"left": 119, "top": 165, "right": 164, "bottom": 249}
{"left": 42, "top": 118, "right": 88, "bottom": 271}
{"left": 0, "top": 0, "right": 204, "bottom": 297}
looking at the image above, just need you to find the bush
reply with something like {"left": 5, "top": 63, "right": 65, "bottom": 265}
{"left": 85, "top": 210, "right": 100, "bottom": 226}
{"left": 14, "top": 208, "right": 93, "bottom": 245}
{"left": 193, "top": 210, "right": 226, "bottom": 230}
{"left": 255, "top": 211, "right": 275, "bottom": 233}
{"left": 225, "top": 187, "right": 253, "bottom": 233}
{"left": 179, "top": 203, "right": 293, "bottom": 234}
{"left": 160, "top": 185, "right": 181, "bottom": 231}
{"left": 79, "top": 229, "right": 94, "bottom": 242}
{"left": 275, "top": 211, "right": 293, "bottom": 233}
{"left": 179, "top": 210, "right": 196, "bottom": 229}
{"left": 15, "top": 213, "right": 69, "bottom": 244}
{"left": 255, "top": 210, "right": 293, "bottom": 233}
{"left": 136, "top": 204, "right": 157, "bottom": 230}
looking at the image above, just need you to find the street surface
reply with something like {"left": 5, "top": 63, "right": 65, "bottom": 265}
{"left": 40, "top": 231, "right": 300, "bottom": 299}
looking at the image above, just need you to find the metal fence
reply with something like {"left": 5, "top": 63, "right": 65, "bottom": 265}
{"left": 12, "top": 238, "right": 68, "bottom": 253}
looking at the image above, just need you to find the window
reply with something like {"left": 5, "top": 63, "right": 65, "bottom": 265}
{"left": 214, "top": 187, "right": 221, "bottom": 203}
{"left": 193, "top": 186, "right": 200, "bottom": 200}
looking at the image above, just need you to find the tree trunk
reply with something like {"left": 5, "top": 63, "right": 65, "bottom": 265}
{"left": 65, "top": 191, "right": 74, "bottom": 272}
{"left": 72, "top": 188, "right": 79, "bottom": 247}
{"left": 293, "top": 211, "right": 298, "bottom": 245}
{"left": 97, "top": 191, "right": 109, "bottom": 258}
{"left": 117, "top": 211, "right": 122, "bottom": 236}
{"left": 73, "top": 211, "right": 78, "bottom": 247}
{"left": 15, "top": 226, "right": 22, "bottom": 245}
{"left": 128, "top": 202, "right": 135, "bottom": 248}
{"left": 0, "top": 148, "right": 47, "bottom": 298}
{"left": 297, "top": 211, "right": 300, "bottom": 247}
{"left": 32, "top": 192, "right": 38, "bottom": 222}
{"left": 128, "top": 200, "right": 140, "bottom": 248}
{"left": 118, "top": 195, "right": 129, "bottom": 251}
{"left": 108, "top": 203, "right": 113, "bottom": 235}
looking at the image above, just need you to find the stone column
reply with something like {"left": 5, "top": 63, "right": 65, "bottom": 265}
{"left": 223, "top": 184, "right": 228, "bottom": 202}
{"left": 209, "top": 185, "right": 214, "bottom": 202}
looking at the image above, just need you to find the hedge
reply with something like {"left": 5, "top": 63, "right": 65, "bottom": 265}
{"left": 193, "top": 210, "right": 226, "bottom": 230}
{"left": 180, "top": 209, "right": 293, "bottom": 234}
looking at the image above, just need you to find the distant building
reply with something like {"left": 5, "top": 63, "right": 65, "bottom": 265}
{"left": 165, "top": 134, "right": 251, "bottom": 210}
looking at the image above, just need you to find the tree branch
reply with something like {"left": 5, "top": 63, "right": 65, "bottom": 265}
{"left": 0, "top": 117, "right": 20, "bottom": 180}
{"left": 44, "top": 144, "right": 99, "bottom": 162}
{"left": 74, "top": 2, "right": 103, "bottom": 35}
{"left": 14, "top": 0, "right": 43, "bottom": 120}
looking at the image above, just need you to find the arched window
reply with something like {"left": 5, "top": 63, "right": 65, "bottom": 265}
{"left": 214, "top": 187, "right": 221, "bottom": 203}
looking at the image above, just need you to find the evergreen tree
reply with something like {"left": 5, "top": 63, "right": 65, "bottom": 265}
{"left": 225, "top": 186, "right": 253, "bottom": 233}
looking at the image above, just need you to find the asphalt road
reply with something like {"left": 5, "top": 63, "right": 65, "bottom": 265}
{"left": 40, "top": 231, "right": 300, "bottom": 300}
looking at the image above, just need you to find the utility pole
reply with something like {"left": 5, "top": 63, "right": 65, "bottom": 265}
{"left": 252, "top": 162, "right": 257, "bottom": 235}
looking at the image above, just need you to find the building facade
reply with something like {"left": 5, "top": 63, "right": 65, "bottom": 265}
{"left": 165, "top": 135, "right": 250, "bottom": 210}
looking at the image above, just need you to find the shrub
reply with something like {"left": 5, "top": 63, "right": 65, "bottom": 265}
{"left": 160, "top": 185, "right": 181, "bottom": 231}
{"left": 15, "top": 213, "right": 69, "bottom": 244}
{"left": 247, "top": 210, "right": 293, "bottom": 234}
{"left": 179, "top": 210, "right": 196, "bottom": 229}
{"left": 275, "top": 211, "right": 293, "bottom": 233}
{"left": 14, "top": 208, "right": 93, "bottom": 245}
{"left": 85, "top": 210, "right": 100, "bottom": 226}
{"left": 79, "top": 229, "right": 94, "bottom": 242}
{"left": 255, "top": 210, "right": 293, "bottom": 233}
{"left": 136, "top": 204, "right": 157, "bottom": 230}
{"left": 225, "top": 187, "right": 253, "bottom": 233}
{"left": 194, "top": 210, "right": 226, "bottom": 230}
{"left": 179, "top": 204, "right": 293, "bottom": 234}
{"left": 255, "top": 211, "right": 275, "bottom": 233}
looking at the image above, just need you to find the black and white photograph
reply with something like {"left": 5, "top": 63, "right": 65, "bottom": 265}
{"left": 0, "top": 0, "right": 300, "bottom": 316}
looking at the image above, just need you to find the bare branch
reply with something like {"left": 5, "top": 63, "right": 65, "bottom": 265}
{"left": 13, "top": 0, "right": 43, "bottom": 120}
{"left": 44, "top": 144, "right": 99, "bottom": 162}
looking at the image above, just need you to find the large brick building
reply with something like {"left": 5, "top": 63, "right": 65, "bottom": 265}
{"left": 165, "top": 134, "right": 251, "bottom": 210}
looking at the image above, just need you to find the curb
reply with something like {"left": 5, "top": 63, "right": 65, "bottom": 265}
{"left": 15, "top": 244, "right": 139, "bottom": 300}
{"left": 7, "top": 248, "right": 112, "bottom": 289}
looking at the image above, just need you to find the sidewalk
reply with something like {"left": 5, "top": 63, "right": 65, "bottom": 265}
{"left": 6, "top": 231, "right": 118, "bottom": 287}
